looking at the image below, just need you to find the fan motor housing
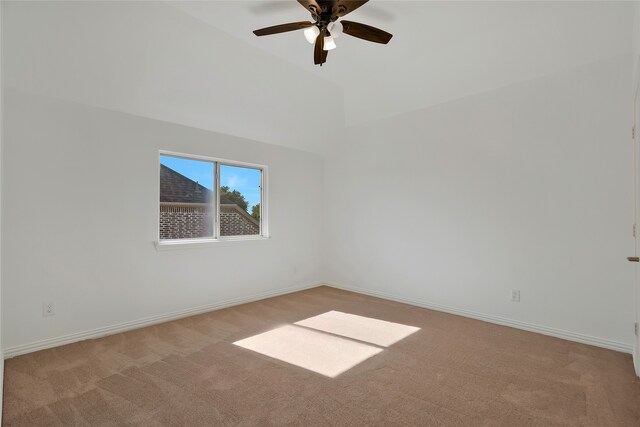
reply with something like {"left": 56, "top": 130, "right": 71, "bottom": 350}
{"left": 308, "top": 0, "right": 340, "bottom": 29}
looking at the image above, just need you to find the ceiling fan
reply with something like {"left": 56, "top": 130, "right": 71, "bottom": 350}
{"left": 253, "top": 0, "right": 393, "bottom": 66}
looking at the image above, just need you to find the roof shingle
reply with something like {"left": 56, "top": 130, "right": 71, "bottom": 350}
{"left": 160, "top": 164, "right": 234, "bottom": 204}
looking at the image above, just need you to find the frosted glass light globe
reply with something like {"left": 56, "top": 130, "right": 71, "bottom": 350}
{"left": 304, "top": 26, "right": 320, "bottom": 44}
{"left": 323, "top": 35, "right": 336, "bottom": 50}
{"left": 329, "top": 21, "right": 343, "bottom": 38}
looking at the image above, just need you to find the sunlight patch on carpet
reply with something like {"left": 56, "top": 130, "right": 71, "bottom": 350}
{"left": 233, "top": 312, "right": 420, "bottom": 377}
{"left": 295, "top": 311, "right": 420, "bottom": 347}
{"left": 233, "top": 324, "right": 382, "bottom": 378}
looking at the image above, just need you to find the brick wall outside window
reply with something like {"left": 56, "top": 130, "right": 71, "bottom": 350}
{"left": 160, "top": 203, "right": 259, "bottom": 239}
{"left": 220, "top": 206, "right": 260, "bottom": 236}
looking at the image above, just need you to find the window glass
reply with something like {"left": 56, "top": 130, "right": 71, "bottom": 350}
{"left": 159, "top": 155, "right": 214, "bottom": 240}
{"left": 219, "top": 164, "right": 261, "bottom": 237}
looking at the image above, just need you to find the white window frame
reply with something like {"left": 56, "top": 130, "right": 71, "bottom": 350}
{"left": 156, "top": 150, "right": 269, "bottom": 249}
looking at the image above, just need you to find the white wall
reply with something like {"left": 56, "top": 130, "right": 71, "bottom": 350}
{"left": 2, "top": 1, "right": 343, "bottom": 154}
{"left": 1, "top": 0, "right": 637, "bottom": 362}
{"left": 1, "top": 89, "right": 324, "bottom": 353}
{"left": 635, "top": 1, "right": 640, "bottom": 81}
{"left": 0, "top": 0, "right": 4, "bottom": 416}
{"left": 633, "top": 0, "right": 640, "bottom": 375}
{"left": 324, "top": 55, "right": 635, "bottom": 351}
{"left": 0, "top": 0, "right": 333, "bottom": 355}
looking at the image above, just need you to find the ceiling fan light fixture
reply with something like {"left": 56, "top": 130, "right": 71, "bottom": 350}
{"left": 252, "top": 0, "right": 393, "bottom": 66}
{"left": 323, "top": 35, "right": 336, "bottom": 51}
{"left": 329, "top": 21, "right": 343, "bottom": 38}
{"left": 304, "top": 26, "right": 320, "bottom": 44}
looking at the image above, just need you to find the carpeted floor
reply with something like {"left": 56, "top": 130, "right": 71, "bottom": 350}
{"left": 3, "top": 286, "right": 640, "bottom": 426}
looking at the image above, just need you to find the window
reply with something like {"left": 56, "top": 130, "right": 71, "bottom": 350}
{"left": 158, "top": 151, "right": 267, "bottom": 243}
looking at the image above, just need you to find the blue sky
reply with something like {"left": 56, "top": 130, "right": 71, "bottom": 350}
{"left": 220, "top": 164, "right": 261, "bottom": 209}
{"left": 160, "top": 155, "right": 261, "bottom": 209}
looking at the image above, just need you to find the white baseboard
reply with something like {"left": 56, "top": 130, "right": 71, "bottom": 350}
{"left": 5, "top": 281, "right": 634, "bottom": 359}
{"left": 634, "top": 346, "right": 640, "bottom": 377}
{"left": 3, "top": 282, "right": 321, "bottom": 359}
{"left": 324, "top": 282, "right": 634, "bottom": 354}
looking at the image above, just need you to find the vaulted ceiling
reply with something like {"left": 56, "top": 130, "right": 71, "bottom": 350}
{"left": 171, "top": 1, "right": 634, "bottom": 125}
{"left": 3, "top": 1, "right": 635, "bottom": 153}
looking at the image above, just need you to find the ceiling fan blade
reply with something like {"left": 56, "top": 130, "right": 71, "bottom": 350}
{"left": 333, "top": 0, "right": 369, "bottom": 18}
{"left": 314, "top": 33, "right": 327, "bottom": 65}
{"left": 253, "top": 21, "right": 314, "bottom": 36}
{"left": 340, "top": 20, "right": 392, "bottom": 44}
{"left": 297, "top": 0, "right": 322, "bottom": 17}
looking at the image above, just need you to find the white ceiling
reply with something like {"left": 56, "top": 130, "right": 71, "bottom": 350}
{"left": 3, "top": 0, "right": 345, "bottom": 153}
{"left": 170, "top": 1, "right": 635, "bottom": 125}
{"left": 3, "top": 1, "right": 635, "bottom": 153}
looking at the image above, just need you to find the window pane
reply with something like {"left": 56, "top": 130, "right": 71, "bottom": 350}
{"left": 160, "top": 155, "right": 214, "bottom": 240}
{"left": 219, "top": 164, "right": 261, "bottom": 237}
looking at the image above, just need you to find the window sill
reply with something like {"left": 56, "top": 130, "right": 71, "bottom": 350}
{"left": 154, "top": 236, "right": 271, "bottom": 251}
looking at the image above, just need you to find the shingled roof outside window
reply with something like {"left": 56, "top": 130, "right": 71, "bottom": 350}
{"left": 160, "top": 164, "right": 234, "bottom": 205}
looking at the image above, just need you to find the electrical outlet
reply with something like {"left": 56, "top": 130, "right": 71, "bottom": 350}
{"left": 43, "top": 302, "right": 55, "bottom": 317}
{"left": 510, "top": 290, "right": 520, "bottom": 302}
{"left": 293, "top": 266, "right": 298, "bottom": 275}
